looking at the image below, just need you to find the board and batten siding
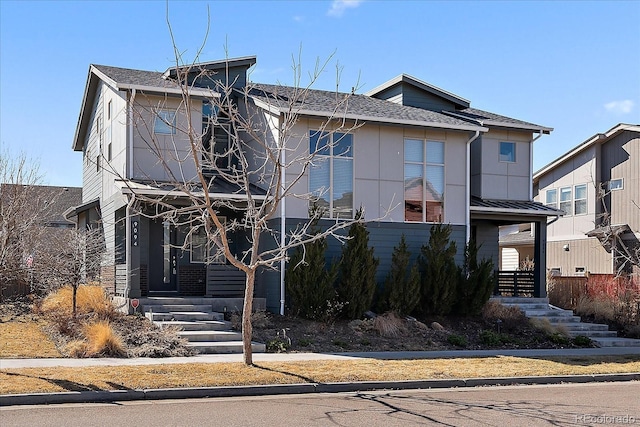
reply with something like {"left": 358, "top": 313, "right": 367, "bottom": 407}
{"left": 547, "top": 238, "right": 613, "bottom": 276}
{"left": 601, "top": 130, "right": 640, "bottom": 232}
{"left": 259, "top": 218, "right": 466, "bottom": 313}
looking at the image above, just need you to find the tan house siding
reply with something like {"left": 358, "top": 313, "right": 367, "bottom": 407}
{"left": 547, "top": 237, "right": 613, "bottom": 275}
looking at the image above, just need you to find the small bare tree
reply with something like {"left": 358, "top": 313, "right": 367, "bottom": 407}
{"left": 32, "top": 227, "right": 105, "bottom": 316}
{"left": 119, "top": 33, "right": 392, "bottom": 364}
{"left": 0, "top": 150, "right": 47, "bottom": 297}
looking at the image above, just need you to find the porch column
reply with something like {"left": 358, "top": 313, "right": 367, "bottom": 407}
{"left": 128, "top": 214, "right": 141, "bottom": 298}
{"left": 533, "top": 220, "right": 547, "bottom": 298}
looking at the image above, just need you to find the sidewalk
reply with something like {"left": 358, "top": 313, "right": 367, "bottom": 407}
{"left": 3, "top": 346, "right": 640, "bottom": 369}
{"left": 2, "top": 348, "right": 640, "bottom": 407}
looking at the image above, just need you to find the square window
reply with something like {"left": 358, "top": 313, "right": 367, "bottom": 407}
{"left": 499, "top": 142, "right": 516, "bottom": 162}
{"left": 154, "top": 110, "right": 176, "bottom": 134}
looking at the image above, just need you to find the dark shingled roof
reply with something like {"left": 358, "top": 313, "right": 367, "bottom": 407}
{"left": 1, "top": 184, "right": 82, "bottom": 226}
{"left": 249, "top": 83, "right": 480, "bottom": 129}
{"left": 454, "top": 107, "right": 551, "bottom": 131}
{"left": 92, "top": 65, "right": 180, "bottom": 89}
{"left": 499, "top": 230, "right": 535, "bottom": 245}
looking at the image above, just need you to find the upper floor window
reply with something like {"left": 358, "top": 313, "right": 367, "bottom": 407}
{"left": 309, "top": 130, "right": 353, "bottom": 219}
{"left": 202, "top": 102, "right": 230, "bottom": 170}
{"left": 559, "top": 186, "right": 572, "bottom": 215}
{"left": 96, "top": 114, "right": 103, "bottom": 144}
{"left": 499, "top": 142, "right": 516, "bottom": 162}
{"left": 404, "top": 139, "right": 444, "bottom": 223}
{"left": 574, "top": 184, "right": 587, "bottom": 215}
{"left": 107, "top": 100, "right": 112, "bottom": 120}
{"left": 545, "top": 189, "right": 557, "bottom": 208}
{"left": 608, "top": 178, "right": 624, "bottom": 191}
{"left": 154, "top": 110, "right": 176, "bottom": 135}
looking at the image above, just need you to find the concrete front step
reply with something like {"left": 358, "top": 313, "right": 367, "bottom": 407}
{"left": 566, "top": 330, "right": 618, "bottom": 338}
{"left": 187, "top": 341, "right": 267, "bottom": 354}
{"left": 529, "top": 315, "right": 582, "bottom": 323}
{"left": 154, "top": 320, "right": 230, "bottom": 331}
{"left": 561, "top": 323, "right": 610, "bottom": 332}
{"left": 144, "top": 304, "right": 215, "bottom": 313}
{"left": 146, "top": 311, "right": 224, "bottom": 322}
{"left": 523, "top": 309, "right": 575, "bottom": 317}
{"left": 179, "top": 330, "right": 243, "bottom": 342}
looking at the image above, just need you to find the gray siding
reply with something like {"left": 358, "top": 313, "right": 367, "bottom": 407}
{"left": 601, "top": 130, "right": 639, "bottom": 231}
{"left": 474, "top": 221, "right": 499, "bottom": 268}
{"left": 399, "top": 84, "right": 458, "bottom": 112}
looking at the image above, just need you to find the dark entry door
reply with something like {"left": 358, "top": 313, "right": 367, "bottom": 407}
{"left": 149, "top": 220, "right": 178, "bottom": 293}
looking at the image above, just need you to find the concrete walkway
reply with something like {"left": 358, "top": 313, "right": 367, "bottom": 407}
{"left": 3, "top": 347, "right": 640, "bottom": 369}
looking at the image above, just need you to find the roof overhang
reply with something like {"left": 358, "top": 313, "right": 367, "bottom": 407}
{"left": 63, "top": 198, "right": 100, "bottom": 221}
{"left": 162, "top": 56, "right": 257, "bottom": 79}
{"left": 249, "top": 97, "right": 487, "bottom": 132}
{"left": 441, "top": 111, "right": 553, "bottom": 135}
{"left": 470, "top": 197, "right": 564, "bottom": 222}
{"left": 118, "top": 180, "right": 267, "bottom": 202}
{"left": 534, "top": 123, "right": 640, "bottom": 182}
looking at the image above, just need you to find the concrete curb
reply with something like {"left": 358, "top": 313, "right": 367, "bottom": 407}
{"left": 2, "top": 373, "right": 639, "bottom": 407}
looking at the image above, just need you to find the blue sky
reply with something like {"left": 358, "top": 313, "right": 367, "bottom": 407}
{"left": 1, "top": 0, "right": 639, "bottom": 187}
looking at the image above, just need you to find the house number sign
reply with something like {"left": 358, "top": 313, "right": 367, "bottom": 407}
{"left": 131, "top": 219, "right": 139, "bottom": 247}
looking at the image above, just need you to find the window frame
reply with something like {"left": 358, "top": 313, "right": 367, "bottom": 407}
{"left": 499, "top": 141, "right": 516, "bottom": 163}
{"left": 308, "top": 130, "right": 354, "bottom": 219}
{"left": 403, "top": 138, "right": 445, "bottom": 223}
{"left": 559, "top": 186, "right": 572, "bottom": 216}
{"left": 190, "top": 217, "right": 227, "bottom": 264}
{"left": 202, "top": 102, "right": 232, "bottom": 171}
{"left": 545, "top": 188, "right": 557, "bottom": 208}
{"left": 574, "top": 184, "right": 587, "bottom": 215}
{"left": 608, "top": 178, "right": 624, "bottom": 191}
{"left": 154, "top": 110, "right": 177, "bottom": 135}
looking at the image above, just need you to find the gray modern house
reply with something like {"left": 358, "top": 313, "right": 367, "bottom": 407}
{"left": 531, "top": 124, "right": 640, "bottom": 277}
{"left": 68, "top": 56, "right": 561, "bottom": 313}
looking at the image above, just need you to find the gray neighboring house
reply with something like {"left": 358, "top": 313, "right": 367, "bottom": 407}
{"left": 68, "top": 57, "right": 561, "bottom": 313}
{"left": 529, "top": 124, "right": 639, "bottom": 277}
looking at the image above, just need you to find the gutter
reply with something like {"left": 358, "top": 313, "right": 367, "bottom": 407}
{"left": 465, "top": 130, "right": 481, "bottom": 243}
{"left": 279, "top": 114, "right": 286, "bottom": 316}
{"left": 128, "top": 89, "right": 136, "bottom": 178}
{"left": 529, "top": 132, "right": 543, "bottom": 200}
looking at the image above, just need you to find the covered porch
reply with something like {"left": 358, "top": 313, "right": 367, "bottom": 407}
{"left": 471, "top": 196, "right": 564, "bottom": 298}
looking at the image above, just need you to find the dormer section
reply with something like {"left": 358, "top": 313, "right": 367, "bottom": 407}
{"left": 366, "top": 74, "right": 470, "bottom": 113}
{"left": 162, "top": 55, "right": 256, "bottom": 90}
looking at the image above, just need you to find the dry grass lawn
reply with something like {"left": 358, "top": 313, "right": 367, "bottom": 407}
{"left": 0, "top": 321, "right": 61, "bottom": 358}
{"left": 2, "top": 355, "right": 639, "bottom": 395}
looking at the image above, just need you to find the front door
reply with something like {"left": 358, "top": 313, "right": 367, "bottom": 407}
{"left": 149, "top": 220, "right": 178, "bottom": 294}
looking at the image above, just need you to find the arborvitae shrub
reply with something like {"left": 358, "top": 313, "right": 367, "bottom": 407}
{"left": 285, "top": 232, "right": 338, "bottom": 320}
{"left": 455, "top": 239, "right": 495, "bottom": 315}
{"left": 382, "top": 234, "right": 421, "bottom": 316}
{"left": 418, "top": 223, "right": 458, "bottom": 315}
{"left": 336, "top": 209, "right": 379, "bottom": 319}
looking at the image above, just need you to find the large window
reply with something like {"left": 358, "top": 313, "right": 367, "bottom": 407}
{"left": 404, "top": 139, "right": 444, "bottom": 223}
{"left": 559, "top": 186, "right": 572, "bottom": 215}
{"left": 154, "top": 110, "right": 176, "bottom": 135}
{"left": 574, "top": 184, "right": 587, "bottom": 215}
{"left": 499, "top": 142, "right": 516, "bottom": 162}
{"left": 202, "top": 102, "right": 231, "bottom": 170}
{"left": 309, "top": 131, "right": 353, "bottom": 219}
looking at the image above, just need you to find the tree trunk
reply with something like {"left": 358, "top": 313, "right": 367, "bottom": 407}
{"left": 242, "top": 269, "right": 255, "bottom": 365}
{"left": 72, "top": 285, "right": 77, "bottom": 318}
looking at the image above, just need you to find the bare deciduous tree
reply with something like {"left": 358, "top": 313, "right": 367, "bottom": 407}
{"left": 120, "top": 38, "right": 393, "bottom": 364}
{"left": 0, "top": 150, "right": 46, "bottom": 297}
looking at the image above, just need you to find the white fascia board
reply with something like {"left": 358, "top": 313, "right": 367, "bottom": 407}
{"left": 482, "top": 120, "right": 553, "bottom": 134}
{"left": 116, "top": 83, "right": 219, "bottom": 98}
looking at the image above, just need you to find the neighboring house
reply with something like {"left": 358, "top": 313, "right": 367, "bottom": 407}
{"left": 527, "top": 124, "right": 639, "bottom": 277}
{"left": 68, "top": 56, "right": 561, "bottom": 312}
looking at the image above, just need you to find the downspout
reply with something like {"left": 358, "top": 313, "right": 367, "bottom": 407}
{"left": 128, "top": 89, "right": 136, "bottom": 178}
{"left": 529, "top": 132, "right": 543, "bottom": 201}
{"left": 466, "top": 130, "right": 480, "bottom": 243}
{"left": 279, "top": 116, "right": 286, "bottom": 316}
